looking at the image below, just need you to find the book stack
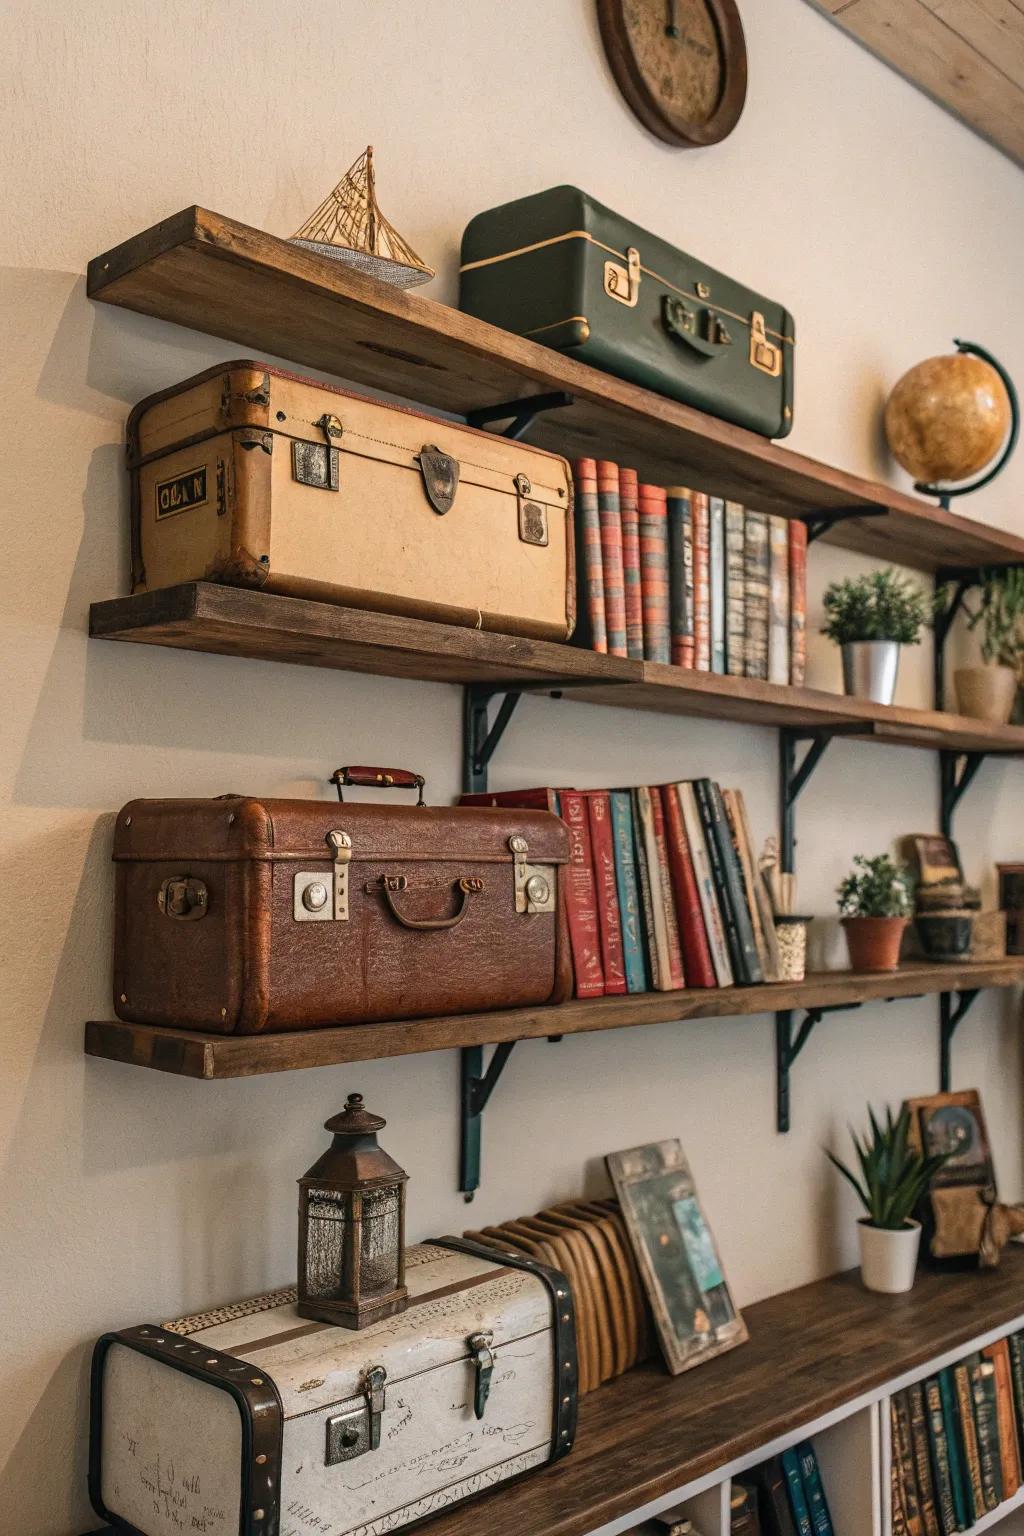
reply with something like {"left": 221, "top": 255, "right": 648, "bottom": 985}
{"left": 891, "top": 1335, "right": 1024, "bottom": 1533}
{"left": 461, "top": 781, "right": 780, "bottom": 996}
{"left": 733, "top": 1440, "right": 834, "bottom": 1534}
{"left": 573, "top": 459, "right": 807, "bottom": 686}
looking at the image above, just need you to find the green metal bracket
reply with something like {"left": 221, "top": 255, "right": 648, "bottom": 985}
{"left": 460, "top": 1041, "right": 517, "bottom": 1201}
{"left": 776, "top": 1004, "right": 863, "bottom": 1133}
{"left": 939, "top": 988, "right": 980, "bottom": 1092}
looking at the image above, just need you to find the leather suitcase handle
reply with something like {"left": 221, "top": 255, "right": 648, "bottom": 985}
{"left": 330, "top": 766, "right": 426, "bottom": 805}
{"left": 379, "top": 875, "right": 481, "bottom": 931}
{"left": 661, "top": 294, "right": 733, "bottom": 358}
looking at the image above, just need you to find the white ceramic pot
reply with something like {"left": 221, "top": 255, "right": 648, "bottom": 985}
{"left": 857, "top": 1217, "right": 921, "bottom": 1294}
{"left": 841, "top": 641, "right": 900, "bottom": 705}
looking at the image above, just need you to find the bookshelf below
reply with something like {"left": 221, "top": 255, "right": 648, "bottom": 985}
{"left": 85, "top": 958, "right": 1024, "bottom": 1080}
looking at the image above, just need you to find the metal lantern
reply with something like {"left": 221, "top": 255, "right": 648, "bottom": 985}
{"left": 297, "top": 1093, "right": 408, "bottom": 1329}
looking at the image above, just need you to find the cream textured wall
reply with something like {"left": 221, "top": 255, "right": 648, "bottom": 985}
{"left": 2, "top": 2, "right": 1024, "bottom": 1531}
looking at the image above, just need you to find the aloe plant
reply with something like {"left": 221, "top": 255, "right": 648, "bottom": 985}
{"left": 826, "top": 1104, "right": 951, "bottom": 1230}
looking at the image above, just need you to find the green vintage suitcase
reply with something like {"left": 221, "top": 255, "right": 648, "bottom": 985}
{"left": 459, "top": 185, "right": 795, "bottom": 439}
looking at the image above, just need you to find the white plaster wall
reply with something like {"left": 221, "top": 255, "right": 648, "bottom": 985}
{"left": 2, "top": 2, "right": 1023, "bottom": 1531}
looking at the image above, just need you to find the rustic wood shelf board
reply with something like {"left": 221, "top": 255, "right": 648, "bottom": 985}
{"left": 416, "top": 1251, "right": 1024, "bottom": 1536}
{"left": 85, "top": 959, "right": 1024, "bottom": 1079}
{"left": 89, "top": 584, "right": 1024, "bottom": 756}
{"left": 88, "top": 208, "right": 1024, "bottom": 570}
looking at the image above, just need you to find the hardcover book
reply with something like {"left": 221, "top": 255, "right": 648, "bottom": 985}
{"left": 908, "top": 1381, "right": 942, "bottom": 1536}
{"left": 970, "top": 1356, "right": 1003, "bottom": 1510}
{"left": 767, "top": 515, "right": 790, "bottom": 687}
{"left": 559, "top": 790, "right": 605, "bottom": 998}
{"left": 597, "top": 460, "right": 627, "bottom": 657}
{"left": 781, "top": 1446, "right": 813, "bottom": 1536}
{"left": 796, "top": 1441, "right": 834, "bottom": 1536}
{"left": 709, "top": 496, "right": 726, "bottom": 674}
{"left": 1008, "top": 1333, "right": 1024, "bottom": 1462}
{"left": 924, "top": 1375, "right": 959, "bottom": 1536}
{"left": 694, "top": 779, "right": 763, "bottom": 985}
{"left": 678, "top": 782, "right": 734, "bottom": 987}
{"left": 893, "top": 1391, "right": 925, "bottom": 1536}
{"left": 983, "top": 1337, "right": 1021, "bottom": 1497}
{"left": 725, "top": 500, "right": 747, "bottom": 677}
{"left": 692, "top": 491, "right": 711, "bottom": 671}
{"left": 667, "top": 486, "right": 695, "bottom": 669}
{"left": 744, "top": 510, "right": 770, "bottom": 681}
{"left": 954, "top": 1361, "right": 986, "bottom": 1521}
{"left": 788, "top": 519, "right": 807, "bottom": 687}
{"left": 661, "top": 783, "right": 717, "bottom": 988}
{"left": 748, "top": 1456, "right": 799, "bottom": 1536}
{"left": 722, "top": 788, "right": 781, "bottom": 984}
{"left": 586, "top": 791, "right": 627, "bottom": 996}
{"left": 620, "top": 467, "right": 645, "bottom": 661}
{"left": 633, "top": 787, "right": 664, "bottom": 990}
{"left": 639, "top": 484, "right": 671, "bottom": 664}
{"left": 937, "top": 1367, "right": 971, "bottom": 1532}
{"left": 573, "top": 458, "right": 606, "bottom": 653}
{"left": 645, "top": 786, "right": 686, "bottom": 989}
{"left": 608, "top": 789, "right": 649, "bottom": 994}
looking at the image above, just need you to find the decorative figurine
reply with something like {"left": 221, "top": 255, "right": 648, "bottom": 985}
{"left": 297, "top": 1093, "right": 408, "bottom": 1329}
{"left": 884, "top": 340, "right": 1019, "bottom": 508}
{"left": 290, "top": 145, "right": 434, "bottom": 288}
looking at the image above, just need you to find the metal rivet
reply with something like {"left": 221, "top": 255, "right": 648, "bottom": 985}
{"left": 564, "top": 1362, "right": 572, "bottom": 1372}
{"left": 255, "top": 1454, "right": 267, "bottom": 1465}
{"left": 561, "top": 1430, "right": 569, "bottom": 1439}
{"left": 221, "top": 1008, "right": 228, "bottom": 1018}
{"left": 155, "top": 1337, "right": 166, "bottom": 1344}
{"left": 276, "top": 411, "right": 286, "bottom": 422}
{"left": 251, "top": 1377, "right": 263, "bottom": 1385}
{"left": 124, "top": 815, "right": 132, "bottom": 826}
{"left": 119, "top": 993, "right": 127, "bottom": 1003}
{"left": 526, "top": 874, "right": 550, "bottom": 904}
{"left": 562, "top": 1395, "right": 570, "bottom": 1406}
{"left": 227, "top": 813, "right": 235, "bottom": 824}
{"left": 253, "top": 1511, "right": 265, "bottom": 1521}
{"left": 561, "top": 1313, "right": 570, "bottom": 1323}
{"left": 556, "top": 1289, "right": 565, "bottom": 1299}
{"left": 509, "top": 834, "right": 528, "bottom": 854}
{"left": 206, "top": 1358, "right": 217, "bottom": 1366}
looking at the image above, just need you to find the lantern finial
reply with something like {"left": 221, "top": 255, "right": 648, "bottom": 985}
{"left": 324, "top": 1093, "right": 386, "bottom": 1137}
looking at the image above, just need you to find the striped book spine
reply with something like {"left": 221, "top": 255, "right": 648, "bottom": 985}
{"left": 639, "top": 484, "right": 670, "bottom": 663}
{"left": 789, "top": 518, "right": 808, "bottom": 686}
{"left": 609, "top": 789, "right": 649, "bottom": 993}
{"left": 597, "top": 460, "right": 627, "bottom": 657}
{"left": 572, "top": 458, "right": 606, "bottom": 653}
{"left": 667, "top": 486, "right": 694, "bottom": 669}
{"left": 768, "top": 515, "right": 790, "bottom": 686}
{"left": 619, "top": 467, "right": 644, "bottom": 661}
{"left": 560, "top": 790, "right": 605, "bottom": 998}
{"left": 709, "top": 495, "right": 726, "bottom": 674}
{"left": 725, "top": 500, "right": 746, "bottom": 677}
{"left": 691, "top": 491, "right": 711, "bottom": 671}
{"left": 744, "top": 510, "right": 770, "bottom": 681}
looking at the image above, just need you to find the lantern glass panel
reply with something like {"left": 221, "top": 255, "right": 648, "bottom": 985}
{"left": 360, "top": 1186, "right": 402, "bottom": 1297}
{"left": 305, "top": 1188, "right": 349, "bottom": 1302}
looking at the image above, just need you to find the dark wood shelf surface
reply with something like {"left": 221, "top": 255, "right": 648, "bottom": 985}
{"left": 88, "top": 207, "right": 1024, "bottom": 572}
{"left": 90, "top": 583, "right": 1024, "bottom": 757}
{"left": 419, "top": 1250, "right": 1024, "bottom": 1536}
{"left": 85, "top": 959, "right": 1024, "bottom": 1080}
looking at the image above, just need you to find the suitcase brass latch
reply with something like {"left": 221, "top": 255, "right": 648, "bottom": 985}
{"left": 514, "top": 473, "right": 548, "bottom": 547}
{"left": 158, "top": 876, "right": 208, "bottom": 921}
{"left": 292, "top": 414, "right": 342, "bottom": 492}
{"left": 468, "top": 1331, "right": 495, "bottom": 1420}
{"left": 749, "top": 311, "right": 783, "bottom": 378}
{"left": 604, "top": 245, "right": 641, "bottom": 307}
{"left": 508, "top": 835, "right": 556, "bottom": 915}
{"left": 325, "top": 1364, "right": 387, "bottom": 1465}
{"left": 293, "top": 831, "right": 352, "bottom": 922}
{"left": 418, "top": 444, "right": 460, "bottom": 515}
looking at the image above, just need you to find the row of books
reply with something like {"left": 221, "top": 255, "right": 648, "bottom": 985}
{"left": 573, "top": 458, "right": 808, "bottom": 686}
{"left": 461, "top": 779, "right": 779, "bottom": 994}
{"left": 891, "top": 1334, "right": 1024, "bottom": 1534}
{"left": 731, "top": 1440, "right": 834, "bottom": 1535}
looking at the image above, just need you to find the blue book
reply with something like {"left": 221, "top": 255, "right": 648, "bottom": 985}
{"left": 782, "top": 1446, "right": 814, "bottom": 1536}
{"left": 709, "top": 495, "right": 726, "bottom": 674}
{"left": 797, "top": 1441, "right": 834, "bottom": 1535}
{"left": 608, "top": 790, "right": 649, "bottom": 993}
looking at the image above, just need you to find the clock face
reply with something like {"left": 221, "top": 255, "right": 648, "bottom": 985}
{"left": 597, "top": 0, "right": 747, "bottom": 148}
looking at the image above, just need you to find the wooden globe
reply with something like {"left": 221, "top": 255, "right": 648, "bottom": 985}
{"left": 884, "top": 351, "right": 1011, "bottom": 484}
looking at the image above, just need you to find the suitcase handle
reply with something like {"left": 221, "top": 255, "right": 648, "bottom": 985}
{"left": 661, "top": 294, "right": 734, "bottom": 358}
{"left": 330, "top": 767, "right": 426, "bottom": 805}
{"left": 379, "top": 874, "right": 481, "bottom": 931}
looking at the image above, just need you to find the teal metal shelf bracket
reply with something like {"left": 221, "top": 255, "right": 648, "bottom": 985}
{"left": 460, "top": 1041, "right": 516, "bottom": 1202}
{"left": 939, "top": 988, "right": 980, "bottom": 1092}
{"left": 776, "top": 1003, "right": 864, "bottom": 1133}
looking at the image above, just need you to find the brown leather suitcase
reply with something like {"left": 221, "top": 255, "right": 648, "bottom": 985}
{"left": 127, "top": 359, "right": 575, "bottom": 640}
{"left": 113, "top": 767, "right": 572, "bottom": 1033}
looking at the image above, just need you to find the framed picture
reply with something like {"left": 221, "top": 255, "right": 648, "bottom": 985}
{"left": 902, "top": 834, "right": 963, "bottom": 887}
{"left": 606, "top": 1139, "right": 747, "bottom": 1375}
{"left": 905, "top": 1089, "right": 996, "bottom": 1195}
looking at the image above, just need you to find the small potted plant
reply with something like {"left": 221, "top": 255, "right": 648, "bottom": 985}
{"left": 837, "top": 853, "right": 912, "bottom": 972}
{"left": 956, "top": 568, "right": 1024, "bottom": 724}
{"left": 821, "top": 569, "right": 934, "bottom": 705}
{"left": 827, "top": 1104, "right": 951, "bottom": 1294}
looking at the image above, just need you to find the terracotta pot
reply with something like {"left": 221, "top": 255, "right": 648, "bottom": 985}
{"left": 954, "top": 664, "right": 1018, "bottom": 724}
{"left": 858, "top": 1218, "right": 921, "bottom": 1294}
{"left": 842, "top": 915, "right": 907, "bottom": 972}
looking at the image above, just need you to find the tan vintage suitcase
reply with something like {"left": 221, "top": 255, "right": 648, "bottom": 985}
{"left": 112, "top": 766, "right": 573, "bottom": 1033}
{"left": 127, "top": 360, "right": 575, "bottom": 639}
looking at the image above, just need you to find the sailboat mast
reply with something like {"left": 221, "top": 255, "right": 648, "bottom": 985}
{"left": 365, "top": 144, "right": 377, "bottom": 254}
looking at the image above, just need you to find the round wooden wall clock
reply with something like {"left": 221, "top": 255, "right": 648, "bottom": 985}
{"left": 596, "top": 0, "right": 748, "bottom": 148}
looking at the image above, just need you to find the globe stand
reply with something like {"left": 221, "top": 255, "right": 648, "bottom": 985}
{"left": 914, "top": 340, "right": 1019, "bottom": 510}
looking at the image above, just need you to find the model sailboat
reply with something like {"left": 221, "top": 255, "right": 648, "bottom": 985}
{"left": 290, "top": 145, "right": 433, "bottom": 288}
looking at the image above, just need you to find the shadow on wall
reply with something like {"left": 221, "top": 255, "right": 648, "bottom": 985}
{"left": 0, "top": 1335, "right": 95, "bottom": 1535}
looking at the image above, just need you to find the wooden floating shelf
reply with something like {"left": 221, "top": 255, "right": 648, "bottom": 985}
{"left": 89, "top": 584, "right": 1024, "bottom": 757}
{"left": 87, "top": 207, "right": 1024, "bottom": 572}
{"left": 415, "top": 1252, "right": 1024, "bottom": 1536}
{"left": 85, "top": 959, "right": 1024, "bottom": 1080}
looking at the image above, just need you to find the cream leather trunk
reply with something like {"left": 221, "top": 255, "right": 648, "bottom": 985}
{"left": 90, "top": 1240, "right": 578, "bottom": 1536}
{"left": 128, "top": 361, "right": 576, "bottom": 640}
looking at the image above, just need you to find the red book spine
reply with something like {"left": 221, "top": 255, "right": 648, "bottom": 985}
{"left": 788, "top": 518, "right": 807, "bottom": 687}
{"left": 559, "top": 791, "right": 605, "bottom": 998}
{"left": 586, "top": 792, "right": 627, "bottom": 995}
{"left": 639, "top": 484, "right": 670, "bottom": 664}
{"left": 648, "top": 785, "right": 685, "bottom": 988}
{"left": 573, "top": 458, "right": 606, "bottom": 653}
{"left": 691, "top": 491, "right": 711, "bottom": 671}
{"left": 619, "top": 467, "right": 644, "bottom": 661}
{"left": 458, "top": 788, "right": 559, "bottom": 809}
{"left": 660, "top": 785, "right": 717, "bottom": 988}
{"left": 597, "top": 460, "right": 627, "bottom": 658}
